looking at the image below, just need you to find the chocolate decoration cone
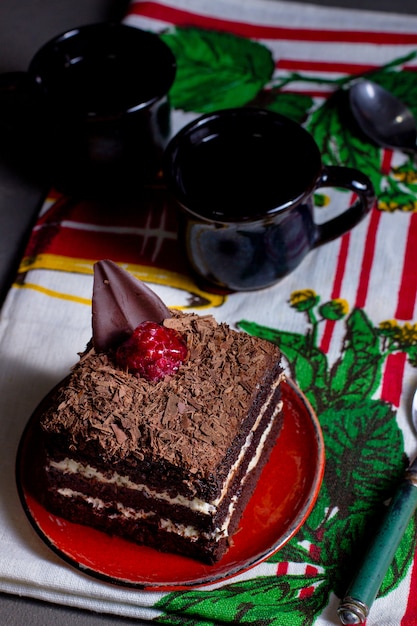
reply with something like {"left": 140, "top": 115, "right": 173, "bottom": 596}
{"left": 92, "top": 259, "right": 171, "bottom": 352}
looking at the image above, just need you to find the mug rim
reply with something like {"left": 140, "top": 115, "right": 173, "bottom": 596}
{"left": 164, "top": 107, "right": 322, "bottom": 223}
{"left": 28, "top": 22, "right": 176, "bottom": 119}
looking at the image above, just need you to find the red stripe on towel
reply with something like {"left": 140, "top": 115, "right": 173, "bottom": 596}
{"left": 354, "top": 207, "right": 381, "bottom": 310}
{"left": 276, "top": 59, "right": 377, "bottom": 74}
{"left": 395, "top": 213, "right": 417, "bottom": 321}
{"left": 381, "top": 352, "right": 407, "bottom": 407}
{"left": 128, "top": 2, "right": 417, "bottom": 44}
{"left": 403, "top": 548, "right": 417, "bottom": 625}
{"left": 380, "top": 213, "right": 417, "bottom": 406}
{"left": 320, "top": 232, "right": 350, "bottom": 354}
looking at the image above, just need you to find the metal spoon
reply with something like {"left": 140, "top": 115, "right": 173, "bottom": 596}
{"left": 338, "top": 388, "right": 417, "bottom": 624}
{"left": 349, "top": 79, "right": 417, "bottom": 153}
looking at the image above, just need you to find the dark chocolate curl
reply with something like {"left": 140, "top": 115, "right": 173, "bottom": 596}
{"left": 92, "top": 260, "right": 171, "bottom": 352}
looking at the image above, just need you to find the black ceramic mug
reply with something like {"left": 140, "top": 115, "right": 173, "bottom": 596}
{"left": 164, "top": 107, "right": 375, "bottom": 292}
{"left": 0, "top": 23, "right": 176, "bottom": 197}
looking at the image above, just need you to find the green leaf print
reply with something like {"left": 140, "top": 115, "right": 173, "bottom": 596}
{"left": 156, "top": 575, "right": 328, "bottom": 625}
{"left": 305, "top": 63, "right": 417, "bottom": 213}
{"left": 252, "top": 91, "right": 314, "bottom": 124}
{"left": 237, "top": 320, "right": 329, "bottom": 413}
{"left": 160, "top": 27, "right": 275, "bottom": 112}
{"left": 329, "top": 309, "right": 383, "bottom": 404}
{"left": 321, "top": 400, "right": 404, "bottom": 515}
{"left": 306, "top": 90, "right": 385, "bottom": 199}
{"left": 273, "top": 397, "right": 407, "bottom": 600}
{"left": 379, "top": 514, "right": 417, "bottom": 597}
{"left": 306, "top": 84, "right": 417, "bottom": 214}
{"left": 236, "top": 293, "right": 414, "bottom": 622}
{"left": 320, "top": 399, "right": 405, "bottom": 584}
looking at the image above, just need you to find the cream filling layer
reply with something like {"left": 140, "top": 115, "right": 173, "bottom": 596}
{"left": 56, "top": 405, "right": 281, "bottom": 543}
{"left": 51, "top": 457, "right": 215, "bottom": 514}
{"left": 215, "top": 403, "right": 280, "bottom": 540}
{"left": 56, "top": 488, "right": 203, "bottom": 541}
{"left": 48, "top": 374, "right": 284, "bottom": 518}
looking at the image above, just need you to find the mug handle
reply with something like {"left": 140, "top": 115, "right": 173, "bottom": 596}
{"left": 314, "top": 165, "right": 375, "bottom": 246}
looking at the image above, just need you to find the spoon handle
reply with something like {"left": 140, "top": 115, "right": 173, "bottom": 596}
{"left": 338, "top": 459, "right": 417, "bottom": 625}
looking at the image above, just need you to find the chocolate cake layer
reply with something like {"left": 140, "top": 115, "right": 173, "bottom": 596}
{"left": 40, "top": 394, "right": 283, "bottom": 563}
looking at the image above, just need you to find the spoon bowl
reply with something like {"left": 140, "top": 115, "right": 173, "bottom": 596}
{"left": 349, "top": 79, "right": 417, "bottom": 153}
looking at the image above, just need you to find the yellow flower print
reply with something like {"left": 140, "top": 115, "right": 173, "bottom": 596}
{"left": 400, "top": 322, "right": 417, "bottom": 345}
{"left": 289, "top": 289, "right": 319, "bottom": 311}
{"left": 392, "top": 168, "right": 417, "bottom": 185}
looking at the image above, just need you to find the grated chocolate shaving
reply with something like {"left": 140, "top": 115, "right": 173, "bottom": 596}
{"left": 41, "top": 311, "right": 281, "bottom": 477}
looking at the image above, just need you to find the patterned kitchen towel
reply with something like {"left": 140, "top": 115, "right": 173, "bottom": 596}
{"left": 1, "top": 1, "right": 417, "bottom": 624}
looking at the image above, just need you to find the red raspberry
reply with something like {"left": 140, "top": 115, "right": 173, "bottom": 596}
{"left": 115, "top": 321, "right": 188, "bottom": 381}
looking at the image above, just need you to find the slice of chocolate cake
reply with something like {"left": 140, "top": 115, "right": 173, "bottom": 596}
{"left": 38, "top": 260, "right": 284, "bottom": 564}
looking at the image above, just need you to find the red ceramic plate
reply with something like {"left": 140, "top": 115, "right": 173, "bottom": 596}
{"left": 16, "top": 378, "right": 324, "bottom": 590}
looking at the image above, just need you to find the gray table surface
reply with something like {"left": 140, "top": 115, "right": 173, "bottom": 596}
{"left": 1, "top": 0, "right": 417, "bottom": 623}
